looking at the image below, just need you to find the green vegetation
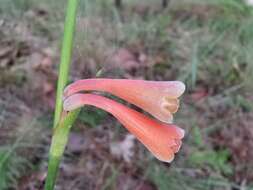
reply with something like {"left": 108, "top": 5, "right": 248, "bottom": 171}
{"left": 0, "top": 118, "right": 45, "bottom": 189}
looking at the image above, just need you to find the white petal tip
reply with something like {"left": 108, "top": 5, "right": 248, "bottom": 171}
{"left": 166, "top": 156, "right": 175, "bottom": 163}
{"left": 175, "top": 81, "right": 186, "bottom": 96}
{"left": 177, "top": 127, "right": 185, "bottom": 138}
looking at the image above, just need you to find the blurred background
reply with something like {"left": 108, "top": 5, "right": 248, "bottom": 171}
{"left": 1, "top": 0, "right": 253, "bottom": 189}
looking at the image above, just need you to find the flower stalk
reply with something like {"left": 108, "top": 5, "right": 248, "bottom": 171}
{"left": 45, "top": 110, "right": 80, "bottom": 190}
{"left": 44, "top": 0, "right": 79, "bottom": 189}
{"left": 53, "top": 0, "right": 79, "bottom": 128}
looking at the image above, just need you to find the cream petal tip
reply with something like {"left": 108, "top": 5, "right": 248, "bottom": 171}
{"left": 174, "top": 81, "right": 186, "bottom": 96}
{"left": 177, "top": 127, "right": 185, "bottom": 139}
{"left": 153, "top": 151, "right": 175, "bottom": 163}
{"left": 164, "top": 154, "right": 175, "bottom": 163}
{"left": 160, "top": 114, "right": 173, "bottom": 124}
{"left": 167, "top": 118, "right": 173, "bottom": 124}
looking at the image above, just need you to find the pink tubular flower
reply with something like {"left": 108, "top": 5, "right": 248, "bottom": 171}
{"left": 63, "top": 79, "right": 185, "bottom": 123}
{"left": 63, "top": 93, "right": 184, "bottom": 163}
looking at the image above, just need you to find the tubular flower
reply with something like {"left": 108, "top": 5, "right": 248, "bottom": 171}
{"left": 63, "top": 93, "right": 184, "bottom": 163}
{"left": 63, "top": 79, "right": 185, "bottom": 123}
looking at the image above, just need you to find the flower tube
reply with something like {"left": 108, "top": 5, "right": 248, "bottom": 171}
{"left": 63, "top": 79, "right": 185, "bottom": 123}
{"left": 63, "top": 93, "right": 184, "bottom": 162}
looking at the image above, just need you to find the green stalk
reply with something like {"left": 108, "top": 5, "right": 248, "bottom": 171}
{"left": 53, "top": 0, "right": 79, "bottom": 128}
{"left": 45, "top": 110, "right": 80, "bottom": 190}
{"left": 45, "top": 0, "right": 79, "bottom": 189}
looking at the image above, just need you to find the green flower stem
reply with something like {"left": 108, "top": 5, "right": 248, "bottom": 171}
{"left": 45, "top": 109, "right": 80, "bottom": 190}
{"left": 44, "top": 156, "right": 60, "bottom": 190}
{"left": 45, "top": 0, "right": 79, "bottom": 189}
{"left": 53, "top": 0, "right": 79, "bottom": 128}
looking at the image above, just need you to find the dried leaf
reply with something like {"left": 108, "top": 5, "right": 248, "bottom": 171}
{"left": 110, "top": 134, "right": 135, "bottom": 163}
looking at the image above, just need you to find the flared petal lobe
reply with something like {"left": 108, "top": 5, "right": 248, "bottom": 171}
{"left": 63, "top": 93, "right": 184, "bottom": 163}
{"left": 63, "top": 79, "right": 185, "bottom": 123}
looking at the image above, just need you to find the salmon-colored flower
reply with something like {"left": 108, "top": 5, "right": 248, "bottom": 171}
{"left": 63, "top": 79, "right": 185, "bottom": 123}
{"left": 63, "top": 93, "right": 184, "bottom": 163}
